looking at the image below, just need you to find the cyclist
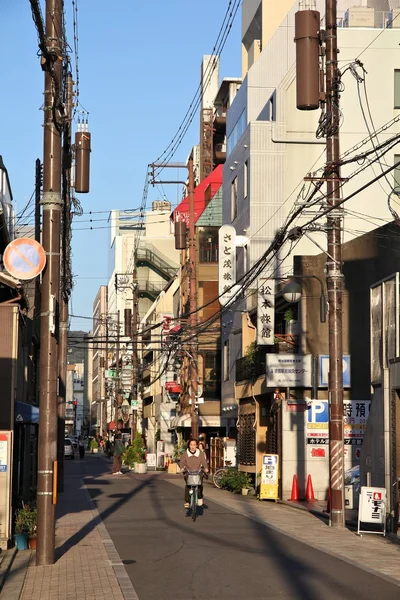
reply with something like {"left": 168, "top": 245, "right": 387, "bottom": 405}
{"left": 180, "top": 439, "right": 208, "bottom": 508}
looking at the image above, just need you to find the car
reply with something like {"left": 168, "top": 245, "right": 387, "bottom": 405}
{"left": 64, "top": 438, "right": 75, "bottom": 460}
{"left": 69, "top": 436, "right": 78, "bottom": 449}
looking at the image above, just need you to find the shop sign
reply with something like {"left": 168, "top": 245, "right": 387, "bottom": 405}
{"left": 266, "top": 354, "right": 312, "bottom": 387}
{"left": 358, "top": 487, "right": 386, "bottom": 536}
{"left": 218, "top": 225, "right": 236, "bottom": 305}
{"left": 257, "top": 279, "right": 275, "bottom": 346}
{"left": 260, "top": 454, "right": 279, "bottom": 500}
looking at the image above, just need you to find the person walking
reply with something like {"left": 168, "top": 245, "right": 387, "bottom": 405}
{"left": 112, "top": 433, "right": 125, "bottom": 474}
{"left": 78, "top": 437, "right": 85, "bottom": 460}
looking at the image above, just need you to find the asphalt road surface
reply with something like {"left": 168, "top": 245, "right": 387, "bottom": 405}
{"left": 80, "top": 458, "right": 400, "bottom": 600}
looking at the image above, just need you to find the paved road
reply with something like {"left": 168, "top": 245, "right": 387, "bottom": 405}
{"left": 82, "top": 459, "right": 400, "bottom": 600}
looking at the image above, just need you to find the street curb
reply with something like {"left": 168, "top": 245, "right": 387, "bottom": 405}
{"left": 0, "top": 547, "right": 17, "bottom": 593}
{"left": 165, "top": 478, "right": 400, "bottom": 588}
{"left": 81, "top": 480, "right": 140, "bottom": 600}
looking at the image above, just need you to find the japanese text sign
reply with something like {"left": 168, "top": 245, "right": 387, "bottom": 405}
{"left": 266, "top": 354, "right": 312, "bottom": 387}
{"left": 218, "top": 225, "right": 236, "bottom": 305}
{"left": 257, "top": 279, "right": 275, "bottom": 345}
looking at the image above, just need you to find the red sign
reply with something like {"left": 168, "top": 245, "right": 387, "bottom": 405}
{"left": 165, "top": 382, "right": 181, "bottom": 393}
{"left": 311, "top": 448, "right": 326, "bottom": 458}
{"left": 373, "top": 492, "right": 382, "bottom": 500}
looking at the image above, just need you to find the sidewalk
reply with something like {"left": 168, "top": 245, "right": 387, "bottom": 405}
{"left": 2, "top": 455, "right": 138, "bottom": 600}
{"left": 165, "top": 476, "right": 400, "bottom": 586}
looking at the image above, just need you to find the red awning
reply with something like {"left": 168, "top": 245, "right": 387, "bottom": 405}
{"left": 173, "top": 165, "right": 223, "bottom": 226}
{"left": 108, "top": 421, "right": 115, "bottom": 430}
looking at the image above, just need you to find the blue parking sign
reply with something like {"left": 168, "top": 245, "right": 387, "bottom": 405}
{"left": 319, "top": 355, "right": 351, "bottom": 388}
{"left": 307, "top": 400, "right": 329, "bottom": 423}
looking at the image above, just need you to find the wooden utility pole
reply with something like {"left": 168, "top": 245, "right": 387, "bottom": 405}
{"left": 37, "top": 0, "right": 64, "bottom": 566}
{"left": 188, "top": 157, "right": 199, "bottom": 440}
{"left": 131, "top": 269, "right": 139, "bottom": 442}
{"left": 326, "top": 0, "right": 345, "bottom": 528}
{"left": 57, "top": 71, "right": 73, "bottom": 493}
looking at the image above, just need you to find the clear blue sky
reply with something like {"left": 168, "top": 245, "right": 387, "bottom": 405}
{"left": 0, "top": 1, "right": 241, "bottom": 331}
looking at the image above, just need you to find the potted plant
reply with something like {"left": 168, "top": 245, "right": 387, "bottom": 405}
{"left": 15, "top": 504, "right": 36, "bottom": 550}
{"left": 89, "top": 438, "right": 99, "bottom": 454}
{"left": 124, "top": 446, "right": 136, "bottom": 470}
{"left": 132, "top": 431, "right": 147, "bottom": 474}
{"left": 27, "top": 505, "right": 37, "bottom": 548}
{"left": 241, "top": 473, "right": 253, "bottom": 496}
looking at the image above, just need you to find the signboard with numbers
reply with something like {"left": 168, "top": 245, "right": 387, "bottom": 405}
{"left": 218, "top": 225, "right": 236, "bottom": 305}
{"left": 0, "top": 431, "right": 12, "bottom": 548}
{"left": 358, "top": 486, "right": 386, "bottom": 536}
{"left": 260, "top": 454, "right": 279, "bottom": 500}
{"left": 305, "top": 400, "right": 370, "bottom": 447}
{"left": 257, "top": 279, "right": 275, "bottom": 345}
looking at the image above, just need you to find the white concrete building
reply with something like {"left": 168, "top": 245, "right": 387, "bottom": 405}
{"left": 104, "top": 203, "right": 179, "bottom": 433}
{"left": 222, "top": 0, "right": 400, "bottom": 422}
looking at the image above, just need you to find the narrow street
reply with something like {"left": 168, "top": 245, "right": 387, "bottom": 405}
{"left": 79, "top": 457, "right": 399, "bottom": 600}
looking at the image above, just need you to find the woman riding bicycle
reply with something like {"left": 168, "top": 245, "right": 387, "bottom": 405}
{"left": 179, "top": 439, "right": 208, "bottom": 508}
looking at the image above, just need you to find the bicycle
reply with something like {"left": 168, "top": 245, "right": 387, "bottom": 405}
{"left": 213, "top": 461, "right": 235, "bottom": 489}
{"left": 185, "top": 470, "right": 204, "bottom": 522}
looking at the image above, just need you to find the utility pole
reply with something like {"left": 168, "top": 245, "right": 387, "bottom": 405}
{"left": 326, "top": 0, "right": 345, "bottom": 528}
{"left": 115, "top": 310, "right": 121, "bottom": 432}
{"left": 188, "top": 157, "right": 199, "bottom": 440}
{"left": 37, "top": 0, "right": 64, "bottom": 566}
{"left": 131, "top": 269, "right": 139, "bottom": 442}
{"left": 57, "top": 71, "right": 73, "bottom": 493}
{"left": 35, "top": 159, "right": 42, "bottom": 243}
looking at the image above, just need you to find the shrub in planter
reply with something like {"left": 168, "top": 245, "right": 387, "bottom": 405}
{"left": 220, "top": 469, "right": 252, "bottom": 494}
{"left": 124, "top": 446, "right": 136, "bottom": 469}
{"left": 89, "top": 438, "right": 99, "bottom": 453}
{"left": 15, "top": 504, "right": 37, "bottom": 549}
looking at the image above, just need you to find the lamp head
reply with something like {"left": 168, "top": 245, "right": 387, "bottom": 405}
{"left": 282, "top": 281, "right": 302, "bottom": 303}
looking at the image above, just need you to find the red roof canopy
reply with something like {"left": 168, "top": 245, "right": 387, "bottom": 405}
{"left": 173, "top": 164, "right": 223, "bottom": 226}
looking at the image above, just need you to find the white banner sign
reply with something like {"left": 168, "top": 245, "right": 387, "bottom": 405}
{"left": 257, "top": 279, "right": 275, "bottom": 345}
{"left": 266, "top": 354, "right": 312, "bottom": 387}
{"left": 218, "top": 225, "right": 236, "bottom": 305}
{"left": 358, "top": 486, "right": 386, "bottom": 536}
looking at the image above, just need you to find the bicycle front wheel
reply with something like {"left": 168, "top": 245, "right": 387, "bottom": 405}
{"left": 213, "top": 469, "right": 225, "bottom": 489}
{"left": 191, "top": 487, "right": 198, "bottom": 521}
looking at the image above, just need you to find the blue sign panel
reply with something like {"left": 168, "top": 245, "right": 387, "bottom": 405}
{"left": 319, "top": 355, "right": 351, "bottom": 388}
{"left": 307, "top": 400, "right": 329, "bottom": 424}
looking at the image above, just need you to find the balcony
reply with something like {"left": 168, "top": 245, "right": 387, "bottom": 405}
{"left": 236, "top": 335, "right": 298, "bottom": 382}
{"left": 214, "top": 142, "right": 226, "bottom": 164}
{"left": 213, "top": 107, "right": 227, "bottom": 130}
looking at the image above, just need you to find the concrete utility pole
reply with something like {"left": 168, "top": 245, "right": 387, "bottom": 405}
{"left": 188, "top": 157, "right": 199, "bottom": 440}
{"left": 115, "top": 310, "right": 121, "bottom": 431}
{"left": 37, "top": 0, "right": 64, "bottom": 566}
{"left": 57, "top": 71, "right": 74, "bottom": 493}
{"left": 325, "top": 0, "right": 345, "bottom": 528}
{"left": 131, "top": 270, "right": 139, "bottom": 442}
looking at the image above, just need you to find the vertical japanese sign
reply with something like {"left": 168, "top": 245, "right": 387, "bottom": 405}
{"left": 260, "top": 454, "right": 279, "bottom": 500}
{"left": 257, "top": 278, "right": 275, "bottom": 345}
{"left": 218, "top": 225, "right": 236, "bottom": 305}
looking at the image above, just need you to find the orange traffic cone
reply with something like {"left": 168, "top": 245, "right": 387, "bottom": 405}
{"left": 324, "top": 487, "right": 331, "bottom": 513}
{"left": 288, "top": 474, "right": 300, "bottom": 501}
{"left": 305, "top": 474, "right": 316, "bottom": 502}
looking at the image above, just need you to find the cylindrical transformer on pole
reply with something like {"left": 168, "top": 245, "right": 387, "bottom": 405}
{"left": 174, "top": 220, "right": 187, "bottom": 250}
{"left": 74, "top": 130, "right": 91, "bottom": 193}
{"left": 294, "top": 10, "right": 320, "bottom": 111}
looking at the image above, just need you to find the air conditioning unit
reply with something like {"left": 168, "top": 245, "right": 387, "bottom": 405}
{"left": 344, "top": 7, "right": 375, "bottom": 27}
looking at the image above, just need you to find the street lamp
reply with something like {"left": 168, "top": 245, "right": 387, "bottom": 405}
{"left": 282, "top": 276, "right": 327, "bottom": 323}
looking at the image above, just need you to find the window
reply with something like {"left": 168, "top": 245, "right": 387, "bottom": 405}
{"left": 199, "top": 227, "right": 218, "bottom": 262}
{"left": 395, "top": 154, "right": 400, "bottom": 190}
{"left": 231, "top": 178, "right": 238, "bottom": 222}
{"left": 227, "top": 108, "right": 247, "bottom": 155}
{"left": 395, "top": 71, "right": 400, "bottom": 109}
{"left": 244, "top": 161, "right": 248, "bottom": 199}
{"left": 223, "top": 340, "right": 230, "bottom": 381}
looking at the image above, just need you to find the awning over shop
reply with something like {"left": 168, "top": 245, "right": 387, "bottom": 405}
{"left": 15, "top": 401, "right": 39, "bottom": 424}
{"left": 170, "top": 415, "right": 221, "bottom": 428}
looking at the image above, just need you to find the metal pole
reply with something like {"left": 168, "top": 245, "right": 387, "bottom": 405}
{"left": 57, "top": 72, "right": 73, "bottom": 493}
{"left": 326, "top": 0, "right": 345, "bottom": 528}
{"left": 36, "top": 0, "right": 63, "bottom": 565}
{"left": 131, "top": 269, "right": 139, "bottom": 442}
{"left": 188, "top": 158, "right": 199, "bottom": 440}
{"left": 115, "top": 311, "right": 120, "bottom": 432}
